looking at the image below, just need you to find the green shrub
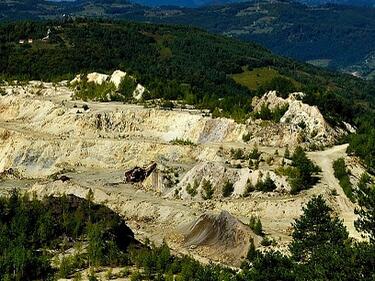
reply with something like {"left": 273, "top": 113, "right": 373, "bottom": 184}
{"left": 170, "top": 138, "right": 195, "bottom": 146}
{"left": 255, "top": 173, "right": 277, "bottom": 192}
{"left": 130, "top": 270, "right": 143, "bottom": 281}
{"left": 161, "top": 100, "right": 175, "bottom": 109}
{"left": 244, "top": 179, "right": 255, "bottom": 197}
{"left": 254, "top": 104, "right": 289, "bottom": 122}
{"left": 333, "top": 158, "right": 355, "bottom": 202}
{"left": 246, "top": 238, "right": 257, "bottom": 261}
{"left": 249, "top": 215, "right": 263, "bottom": 236}
{"left": 222, "top": 181, "right": 234, "bottom": 197}
{"left": 201, "top": 179, "right": 214, "bottom": 200}
{"left": 272, "top": 104, "right": 289, "bottom": 122}
{"left": 260, "top": 236, "right": 272, "bottom": 247}
{"left": 74, "top": 78, "right": 116, "bottom": 101}
{"left": 263, "top": 77, "right": 297, "bottom": 98}
{"left": 118, "top": 76, "right": 137, "bottom": 99}
{"left": 288, "top": 146, "right": 321, "bottom": 194}
{"left": 284, "top": 146, "right": 290, "bottom": 159}
{"left": 242, "top": 132, "right": 251, "bottom": 142}
{"left": 249, "top": 147, "right": 261, "bottom": 160}
{"left": 231, "top": 148, "right": 245, "bottom": 160}
{"left": 254, "top": 103, "right": 273, "bottom": 120}
{"left": 186, "top": 181, "right": 198, "bottom": 197}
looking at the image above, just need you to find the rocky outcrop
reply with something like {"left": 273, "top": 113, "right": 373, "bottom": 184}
{"left": 110, "top": 70, "right": 127, "bottom": 88}
{"left": 71, "top": 70, "right": 147, "bottom": 99}
{"left": 251, "top": 91, "right": 351, "bottom": 147}
{"left": 133, "top": 84, "right": 146, "bottom": 100}
{"left": 87, "top": 72, "right": 109, "bottom": 85}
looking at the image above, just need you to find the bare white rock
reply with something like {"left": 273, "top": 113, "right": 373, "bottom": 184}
{"left": 87, "top": 72, "right": 109, "bottom": 85}
{"left": 110, "top": 70, "right": 127, "bottom": 89}
{"left": 133, "top": 84, "right": 146, "bottom": 100}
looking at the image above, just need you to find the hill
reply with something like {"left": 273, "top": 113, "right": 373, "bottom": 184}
{"left": 139, "top": 1, "right": 375, "bottom": 79}
{"left": 1, "top": 1, "right": 375, "bottom": 79}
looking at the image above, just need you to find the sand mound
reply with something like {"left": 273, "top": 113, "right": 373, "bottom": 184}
{"left": 183, "top": 210, "right": 249, "bottom": 246}
{"left": 182, "top": 210, "right": 259, "bottom": 265}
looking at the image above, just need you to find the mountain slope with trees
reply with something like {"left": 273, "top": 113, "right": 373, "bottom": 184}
{"left": 1, "top": 1, "right": 375, "bottom": 78}
{"left": 140, "top": 0, "right": 375, "bottom": 78}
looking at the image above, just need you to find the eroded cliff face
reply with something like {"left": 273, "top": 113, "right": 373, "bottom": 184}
{"left": 0, "top": 80, "right": 362, "bottom": 266}
{"left": 0, "top": 82, "right": 246, "bottom": 178}
{"left": 250, "top": 91, "right": 350, "bottom": 147}
{"left": 0, "top": 83, "right": 351, "bottom": 179}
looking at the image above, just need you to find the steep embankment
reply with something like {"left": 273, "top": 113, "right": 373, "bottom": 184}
{"left": 0, "top": 82, "right": 245, "bottom": 178}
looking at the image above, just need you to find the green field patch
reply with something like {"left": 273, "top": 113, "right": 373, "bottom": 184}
{"left": 231, "top": 66, "right": 299, "bottom": 91}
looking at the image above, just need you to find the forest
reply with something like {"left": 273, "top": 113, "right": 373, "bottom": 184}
{"left": 0, "top": 184, "right": 374, "bottom": 280}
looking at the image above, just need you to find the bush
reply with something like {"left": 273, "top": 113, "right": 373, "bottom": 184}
{"left": 253, "top": 104, "right": 289, "bottom": 122}
{"left": 288, "top": 146, "right": 321, "bottom": 194}
{"left": 254, "top": 103, "right": 273, "bottom": 120}
{"left": 243, "top": 179, "right": 255, "bottom": 197}
{"left": 130, "top": 271, "right": 142, "bottom": 281}
{"left": 242, "top": 132, "right": 251, "bottom": 142}
{"left": 201, "top": 179, "right": 214, "bottom": 200}
{"left": 231, "top": 148, "right": 245, "bottom": 160}
{"left": 118, "top": 76, "right": 137, "bottom": 99}
{"left": 249, "top": 147, "right": 261, "bottom": 160}
{"left": 333, "top": 158, "right": 355, "bottom": 202}
{"left": 246, "top": 238, "right": 257, "bottom": 261}
{"left": 260, "top": 236, "right": 273, "bottom": 247}
{"left": 249, "top": 215, "right": 263, "bottom": 236}
{"left": 170, "top": 138, "right": 195, "bottom": 146}
{"left": 222, "top": 181, "right": 234, "bottom": 197}
{"left": 186, "top": 181, "right": 198, "bottom": 197}
{"left": 161, "top": 100, "right": 175, "bottom": 110}
{"left": 255, "top": 173, "right": 277, "bottom": 192}
{"left": 74, "top": 78, "right": 116, "bottom": 101}
{"left": 263, "top": 76, "right": 297, "bottom": 98}
{"left": 284, "top": 146, "right": 290, "bottom": 159}
{"left": 272, "top": 105, "right": 289, "bottom": 122}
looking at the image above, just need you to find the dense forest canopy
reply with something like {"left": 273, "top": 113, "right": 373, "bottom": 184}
{"left": 139, "top": 1, "right": 375, "bottom": 78}
{"left": 1, "top": 1, "right": 375, "bottom": 79}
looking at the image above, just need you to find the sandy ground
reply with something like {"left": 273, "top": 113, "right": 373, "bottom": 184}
{"left": 0, "top": 83, "right": 363, "bottom": 267}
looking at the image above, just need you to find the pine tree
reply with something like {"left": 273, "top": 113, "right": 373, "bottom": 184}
{"left": 355, "top": 173, "right": 375, "bottom": 243}
{"left": 246, "top": 238, "right": 257, "bottom": 261}
{"left": 254, "top": 218, "right": 263, "bottom": 236}
{"left": 289, "top": 195, "right": 348, "bottom": 262}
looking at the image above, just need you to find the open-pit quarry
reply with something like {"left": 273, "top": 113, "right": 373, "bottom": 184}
{"left": 0, "top": 79, "right": 365, "bottom": 267}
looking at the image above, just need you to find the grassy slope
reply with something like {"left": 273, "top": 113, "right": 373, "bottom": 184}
{"left": 232, "top": 66, "right": 301, "bottom": 91}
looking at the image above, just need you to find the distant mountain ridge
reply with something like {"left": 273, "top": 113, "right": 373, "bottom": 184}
{"left": 50, "top": 0, "right": 375, "bottom": 7}
{"left": 299, "top": 0, "right": 375, "bottom": 6}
